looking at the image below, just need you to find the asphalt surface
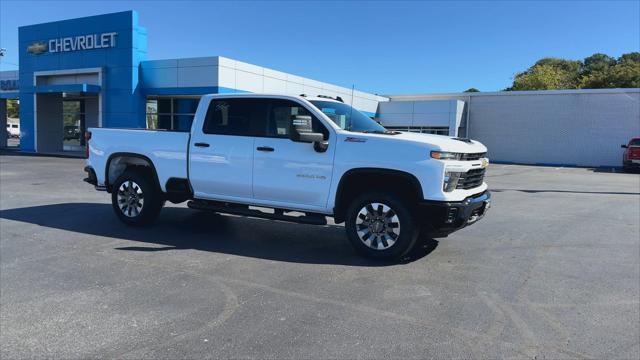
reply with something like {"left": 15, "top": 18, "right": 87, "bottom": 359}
{"left": 1, "top": 154, "right": 639, "bottom": 359}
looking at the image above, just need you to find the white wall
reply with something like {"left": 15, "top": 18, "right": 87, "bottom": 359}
{"left": 141, "top": 56, "right": 388, "bottom": 115}
{"left": 388, "top": 89, "right": 640, "bottom": 167}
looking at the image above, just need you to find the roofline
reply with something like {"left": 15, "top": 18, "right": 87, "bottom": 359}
{"left": 385, "top": 88, "right": 640, "bottom": 99}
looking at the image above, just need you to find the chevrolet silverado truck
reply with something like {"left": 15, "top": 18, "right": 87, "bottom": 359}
{"left": 84, "top": 94, "right": 491, "bottom": 260}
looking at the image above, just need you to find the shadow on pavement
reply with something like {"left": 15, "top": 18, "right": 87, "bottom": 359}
{"left": 0, "top": 202, "right": 438, "bottom": 266}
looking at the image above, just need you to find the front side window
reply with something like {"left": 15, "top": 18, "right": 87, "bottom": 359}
{"left": 203, "top": 98, "right": 267, "bottom": 136}
{"left": 264, "top": 100, "right": 328, "bottom": 139}
{"left": 310, "top": 100, "right": 387, "bottom": 133}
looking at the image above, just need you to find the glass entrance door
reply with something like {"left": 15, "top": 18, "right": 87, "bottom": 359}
{"left": 62, "top": 99, "right": 85, "bottom": 151}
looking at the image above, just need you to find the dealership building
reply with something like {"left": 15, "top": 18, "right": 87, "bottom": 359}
{"left": 1, "top": 10, "right": 639, "bottom": 167}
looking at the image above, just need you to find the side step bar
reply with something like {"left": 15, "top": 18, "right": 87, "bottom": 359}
{"left": 187, "top": 200, "right": 328, "bottom": 226}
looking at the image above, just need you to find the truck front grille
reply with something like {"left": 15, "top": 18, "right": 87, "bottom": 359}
{"left": 461, "top": 152, "right": 487, "bottom": 161}
{"left": 456, "top": 168, "right": 486, "bottom": 190}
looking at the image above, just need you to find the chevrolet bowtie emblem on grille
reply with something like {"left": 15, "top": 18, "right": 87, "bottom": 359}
{"left": 481, "top": 158, "right": 489, "bottom": 168}
{"left": 27, "top": 41, "right": 48, "bottom": 55}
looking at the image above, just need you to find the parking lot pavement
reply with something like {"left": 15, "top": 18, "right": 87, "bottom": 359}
{"left": 1, "top": 154, "right": 639, "bottom": 359}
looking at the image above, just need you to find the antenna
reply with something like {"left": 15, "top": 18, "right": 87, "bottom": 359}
{"left": 349, "top": 84, "right": 355, "bottom": 120}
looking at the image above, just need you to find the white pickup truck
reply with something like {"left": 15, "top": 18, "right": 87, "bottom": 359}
{"left": 84, "top": 94, "right": 491, "bottom": 260}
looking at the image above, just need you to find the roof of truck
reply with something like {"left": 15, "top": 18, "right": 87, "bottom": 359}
{"left": 203, "top": 93, "right": 344, "bottom": 104}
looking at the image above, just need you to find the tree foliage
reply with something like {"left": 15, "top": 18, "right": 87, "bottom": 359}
{"left": 463, "top": 88, "right": 480, "bottom": 92}
{"left": 7, "top": 100, "right": 19, "bottom": 118}
{"left": 507, "top": 52, "right": 640, "bottom": 91}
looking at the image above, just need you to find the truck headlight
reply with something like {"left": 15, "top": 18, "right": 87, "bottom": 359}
{"left": 431, "top": 151, "right": 461, "bottom": 160}
{"left": 443, "top": 171, "right": 462, "bottom": 192}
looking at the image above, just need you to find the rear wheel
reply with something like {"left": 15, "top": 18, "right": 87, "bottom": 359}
{"left": 111, "top": 169, "right": 163, "bottom": 226}
{"left": 345, "top": 193, "right": 419, "bottom": 260}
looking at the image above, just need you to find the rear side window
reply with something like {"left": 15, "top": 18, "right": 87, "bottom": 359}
{"left": 202, "top": 98, "right": 267, "bottom": 136}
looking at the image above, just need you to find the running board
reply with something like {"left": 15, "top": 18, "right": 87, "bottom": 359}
{"left": 187, "top": 200, "right": 328, "bottom": 225}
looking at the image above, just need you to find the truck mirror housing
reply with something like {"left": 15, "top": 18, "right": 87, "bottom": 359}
{"left": 291, "top": 115, "right": 324, "bottom": 143}
{"left": 621, "top": 144, "right": 628, "bottom": 148}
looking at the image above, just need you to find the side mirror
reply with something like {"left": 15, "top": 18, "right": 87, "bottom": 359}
{"left": 291, "top": 115, "right": 324, "bottom": 143}
{"left": 290, "top": 115, "right": 329, "bottom": 153}
{"left": 621, "top": 144, "right": 628, "bottom": 148}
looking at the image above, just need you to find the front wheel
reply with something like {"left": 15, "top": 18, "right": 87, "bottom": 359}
{"left": 345, "top": 193, "right": 419, "bottom": 260}
{"left": 111, "top": 169, "right": 163, "bottom": 226}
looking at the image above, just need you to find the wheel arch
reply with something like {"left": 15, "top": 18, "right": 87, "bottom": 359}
{"left": 105, "top": 152, "right": 161, "bottom": 192}
{"left": 333, "top": 168, "right": 424, "bottom": 223}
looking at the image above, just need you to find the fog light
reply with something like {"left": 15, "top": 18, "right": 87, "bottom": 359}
{"left": 446, "top": 208, "right": 458, "bottom": 223}
{"left": 443, "top": 171, "right": 462, "bottom": 192}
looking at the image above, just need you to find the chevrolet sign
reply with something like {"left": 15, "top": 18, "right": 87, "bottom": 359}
{"left": 27, "top": 32, "right": 118, "bottom": 55}
{"left": 27, "top": 41, "right": 48, "bottom": 55}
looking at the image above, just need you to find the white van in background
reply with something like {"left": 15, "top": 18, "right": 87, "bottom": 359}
{"left": 6, "top": 122, "right": 20, "bottom": 138}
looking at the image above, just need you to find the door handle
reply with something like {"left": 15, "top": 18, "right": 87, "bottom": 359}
{"left": 256, "top": 146, "right": 274, "bottom": 152}
{"left": 194, "top": 142, "right": 210, "bottom": 148}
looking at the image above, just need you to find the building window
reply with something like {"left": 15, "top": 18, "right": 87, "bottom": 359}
{"left": 146, "top": 97, "right": 200, "bottom": 131}
{"left": 385, "top": 126, "right": 449, "bottom": 136}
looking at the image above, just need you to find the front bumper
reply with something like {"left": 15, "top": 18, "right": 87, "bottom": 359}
{"left": 419, "top": 190, "right": 491, "bottom": 237}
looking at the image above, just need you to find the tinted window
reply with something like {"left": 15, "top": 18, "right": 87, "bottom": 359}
{"left": 629, "top": 139, "right": 640, "bottom": 146}
{"left": 203, "top": 98, "right": 267, "bottom": 136}
{"left": 264, "top": 99, "right": 328, "bottom": 139}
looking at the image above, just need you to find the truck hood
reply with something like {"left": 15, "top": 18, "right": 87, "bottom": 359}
{"left": 384, "top": 132, "right": 488, "bottom": 153}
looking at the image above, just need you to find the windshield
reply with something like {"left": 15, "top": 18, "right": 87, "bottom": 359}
{"left": 310, "top": 100, "right": 387, "bottom": 133}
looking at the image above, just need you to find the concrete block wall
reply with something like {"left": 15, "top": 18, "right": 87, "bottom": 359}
{"left": 388, "top": 89, "right": 640, "bottom": 167}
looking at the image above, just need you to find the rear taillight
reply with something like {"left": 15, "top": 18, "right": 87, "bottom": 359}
{"left": 84, "top": 131, "right": 92, "bottom": 159}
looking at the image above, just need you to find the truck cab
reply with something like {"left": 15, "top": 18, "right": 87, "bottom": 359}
{"left": 84, "top": 94, "right": 491, "bottom": 260}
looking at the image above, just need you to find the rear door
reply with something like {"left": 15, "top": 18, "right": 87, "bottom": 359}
{"left": 252, "top": 99, "right": 335, "bottom": 209}
{"left": 189, "top": 98, "right": 267, "bottom": 200}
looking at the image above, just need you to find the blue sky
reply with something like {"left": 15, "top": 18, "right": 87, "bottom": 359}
{"left": 1, "top": 1, "right": 638, "bottom": 94}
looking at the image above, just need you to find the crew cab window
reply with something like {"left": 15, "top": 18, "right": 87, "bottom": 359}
{"left": 203, "top": 98, "right": 267, "bottom": 136}
{"left": 264, "top": 99, "right": 329, "bottom": 139}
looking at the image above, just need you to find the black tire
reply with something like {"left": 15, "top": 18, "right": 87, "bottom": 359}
{"left": 345, "top": 193, "right": 419, "bottom": 260}
{"left": 111, "top": 168, "right": 163, "bottom": 226}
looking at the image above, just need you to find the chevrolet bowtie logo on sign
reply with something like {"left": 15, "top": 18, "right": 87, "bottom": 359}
{"left": 27, "top": 41, "right": 48, "bottom": 55}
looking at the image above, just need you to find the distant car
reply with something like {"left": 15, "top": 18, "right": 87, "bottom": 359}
{"left": 6, "top": 123, "right": 20, "bottom": 138}
{"left": 64, "top": 126, "right": 81, "bottom": 141}
{"left": 621, "top": 137, "right": 640, "bottom": 172}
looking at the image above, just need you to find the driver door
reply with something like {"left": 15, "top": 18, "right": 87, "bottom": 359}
{"left": 252, "top": 99, "right": 335, "bottom": 210}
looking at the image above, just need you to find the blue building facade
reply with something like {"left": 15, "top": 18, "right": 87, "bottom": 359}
{"left": 0, "top": 10, "right": 389, "bottom": 153}
{"left": 17, "top": 11, "right": 148, "bottom": 151}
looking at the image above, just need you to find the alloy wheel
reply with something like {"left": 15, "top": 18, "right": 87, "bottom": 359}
{"left": 355, "top": 202, "right": 401, "bottom": 250}
{"left": 117, "top": 180, "right": 144, "bottom": 217}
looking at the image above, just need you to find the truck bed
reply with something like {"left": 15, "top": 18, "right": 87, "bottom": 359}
{"left": 87, "top": 128, "right": 190, "bottom": 191}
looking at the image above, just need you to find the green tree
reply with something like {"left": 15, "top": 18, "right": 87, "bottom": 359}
{"left": 463, "top": 88, "right": 480, "bottom": 92}
{"left": 618, "top": 52, "right": 640, "bottom": 64}
{"left": 7, "top": 100, "right": 19, "bottom": 118}
{"left": 582, "top": 53, "right": 616, "bottom": 74}
{"left": 511, "top": 58, "right": 581, "bottom": 90}
{"left": 509, "top": 53, "right": 640, "bottom": 90}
